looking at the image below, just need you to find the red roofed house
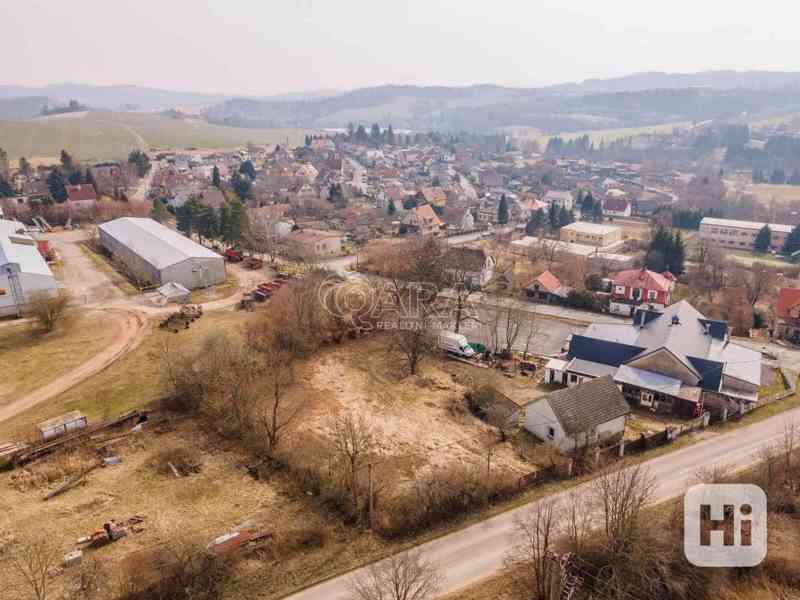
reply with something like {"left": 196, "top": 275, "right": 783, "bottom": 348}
{"left": 775, "top": 287, "right": 800, "bottom": 342}
{"left": 65, "top": 184, "right": 98, "bottom": 211}
{"left": 402, "top": 204, "right": 443, "bottom": 236}
{"left": 525, "top": 270, "right": 570, "bottom": 304}
{"left": 609, "top": 267, "right": 676, "bottom": 316}
{"left": 602, "top": 195, "right": 631, "bottom": 218}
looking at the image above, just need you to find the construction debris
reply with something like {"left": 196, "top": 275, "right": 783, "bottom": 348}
{"left": 159, "top": 304, "right": 203, "bottom": 332}
{"left": 206, "top": 528, "right": 273, "bottom": 556}
{"left": 63, "top": 550, "right": 83, "bottom": 568}
{"left": 78, "top": 517, "right": 145, "bottom": 550}
{"left": 43, "top": 462, "right": 101, "bottom": 501}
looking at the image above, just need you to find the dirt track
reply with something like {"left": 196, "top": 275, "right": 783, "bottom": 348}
{"left": 0, "top": 232, "right": 255, "bottom": 425}
{"left": 0, "top": 308, "right": 146, "bottom": 423}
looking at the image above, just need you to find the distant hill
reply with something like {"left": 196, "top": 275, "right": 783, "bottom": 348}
{"left": 204, "top": 78, "right": 800, "bottom": 133}
{"left": 0, "top": 84, "right": 342, "bottom": 114}
{"left": 0, "top": 84, "right": 235, "bottom": 112}
{"left": 0, "top": 96, "right": 54, "bottom": 120}
{"left": 0, "top": 111, "right": 311, "bottom": 161}
{"left": 551, "top": 70, "right": 800, "bottom": 95}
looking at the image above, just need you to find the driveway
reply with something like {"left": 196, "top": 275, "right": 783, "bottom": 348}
{"left": 47, "top": 229, "right": 126, "bottom": 305}
{"left": 285, "top": 405, "right": 800, "bottom": 600}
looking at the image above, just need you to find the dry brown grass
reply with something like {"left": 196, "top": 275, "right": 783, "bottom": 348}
{"left": 0, "top": 311, "right": 119, "bottom": 409}
{"left": 0, "top": 308, "right": 257, "bottom": 441}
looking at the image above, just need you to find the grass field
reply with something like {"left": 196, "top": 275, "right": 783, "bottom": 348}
{"left": 0, "top": 312, "right": 119, "bottom": 410}
{"left": 746, "top": 183, "right": 800, "bottom": 206}
{"left": 0, "top": 111, "right": 312, "bottom": 162}
{"left": 0, "top": 308, "right": 256, "bottom": 440}
{"left": 510, "top": 121, "right": 693, "bottom": 147}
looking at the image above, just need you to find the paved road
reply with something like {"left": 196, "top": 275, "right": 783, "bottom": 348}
{"left": 285, "top": 405, "right": 800, "bottom": 600}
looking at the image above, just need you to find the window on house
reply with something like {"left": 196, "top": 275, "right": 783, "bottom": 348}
{"left": 641, "top": 391, "right": 655, "bottom": 408}
{"left": 648, "top": 290, "right": 657, "bottom": 300}
{"left": 569, "top": 373, "right": 578, "bottom": 384}
{"left": 547, "top": 427, "right": 555, "bottom": 439}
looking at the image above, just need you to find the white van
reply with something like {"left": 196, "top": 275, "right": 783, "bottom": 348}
{"left": 438, "top": 331, "right": 476, "bottom": 358}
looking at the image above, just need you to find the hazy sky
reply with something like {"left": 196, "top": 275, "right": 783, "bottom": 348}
{"left": 2, "top": 0, "right": 799, "bottom": 95}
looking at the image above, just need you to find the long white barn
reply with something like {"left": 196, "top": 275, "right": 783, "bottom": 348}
{"left": 98, "top": 217, "right": 226, "bottom": 290}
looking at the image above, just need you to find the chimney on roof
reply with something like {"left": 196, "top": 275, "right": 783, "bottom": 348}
{"left": 671, "top": 315, "right": 680, "bottom": 326}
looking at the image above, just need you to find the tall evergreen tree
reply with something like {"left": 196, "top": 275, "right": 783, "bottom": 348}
{"left": 754, "top": 225, "right": 772, "bottom": 252}
{"left": 223, "top": 199, "right": 248, "bottom": 243}
{"left": 197, "top": 204, "right": 220, "bottom": 243}
{"left": 370, "top": 123, "right": 382, "bottom": 145}
{"left": 176, "top": 197, "right": 202, "bottom": 236}
{"left": 548, "top": 202, "right": 559, "bottom": 229}
{"left": 386, "top": 124, "right": 396, "bottom": 145}
{"left": 47, "top": 169, "right": 67, "bottom": 202}
{"left": 239, "top": 160, "right": 256, "bottom": 180}
{"left": 558, "top": 206, "right": 574, "bottom": 228}
{"left": 592, "top": 200, "right": 604, "bottom": 223}
{"left": 387, "top": 199, "right": 396, "bottom": 216}
{"left": 0, "top": 176, "right": 14, "bottom": 198}
{"left": 497, "top": 195, "right": 509, "bottom": 224}
{"left": 18, "top": 157, "right": 30, "bottom": 176}
{"left": 782, "top": 224, "right": 800, "bottom": 255}
{"left": 212, "top": 165, "right": 221, "bottom": 188}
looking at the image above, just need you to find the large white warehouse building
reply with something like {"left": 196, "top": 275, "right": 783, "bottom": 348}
{"left": 0, "top": 219, "right": 58, "bottom": 317}
{"left": 98, "top": 218, "right": 226, "bottom": 290}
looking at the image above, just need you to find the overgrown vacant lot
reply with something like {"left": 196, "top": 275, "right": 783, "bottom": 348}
{"left": 296, "top": 335, "right": 537, "bottom": 486}
{"left": 0, "top": 419, "right": 354, "bottom": 598}
{"left": 0, "top": 311, "right": 119, "bottom": 408}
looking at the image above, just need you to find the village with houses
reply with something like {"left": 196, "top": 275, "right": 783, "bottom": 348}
{"left": 5, "top": 5, "right": 800, "bottom": 594}
{"left": 3, "top": 114, "right": 800, "bottom": 599}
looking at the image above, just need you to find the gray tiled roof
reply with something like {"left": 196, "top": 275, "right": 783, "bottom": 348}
{"left": 545, "top": 376, "right": 630, "bottom": 436}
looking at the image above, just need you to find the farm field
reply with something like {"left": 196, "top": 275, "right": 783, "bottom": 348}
{"left": 746, "top": 183, "right": 800, "bottom": 207}
{"left": 511, "top": 121, "right": 692, "bottom": 147}
{"left": 0, "top": 111, "right": 311, "bottom": 162}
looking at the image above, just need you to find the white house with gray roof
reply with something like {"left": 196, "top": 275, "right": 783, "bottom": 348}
{"left": 98, "top": 217, "right": 226, "bottom": 290}
{"left": 524, "top": 376, "right": 630, "bottom": 453}
{"left": 0, "top": 219, "right": 58, "bottom": 317}
{"left": 551, "top": 300, "right": 762, "bottom": 418}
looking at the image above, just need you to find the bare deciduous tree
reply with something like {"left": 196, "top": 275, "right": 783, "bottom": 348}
{"left": 8, "top": 535, "right": 61, "bottom": 600}
{"left": 563, "top": 489, "right": 593, "bottom": 556}
{"left": 27, "top": 289, "right": 70, "bottom": 332}
{"left": 505, "top": 501, "right": 561, "bottom": 600}
{"left": 329, "top": 412, "right": 375, "bottom": 514}
{"left": 349, "top": 549, "right": 443, "bottom": 600}
{"left": 592, "top": 464, "right": 655, "bottom": 555}
{"left": 245, "top": 324, "right": 304, "bottom": 454}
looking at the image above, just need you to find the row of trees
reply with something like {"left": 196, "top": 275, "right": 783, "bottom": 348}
{"left": 175, "top": 196, "right": 249, "bottom": 245}
{"left": 346, "top": 122, "right": 396, "bottom": 146}
{"left": 752, "top": 167, "right": 800, "bottom": 185}
{"left": 525, "top": 204, "right": 574, "bottom": 236}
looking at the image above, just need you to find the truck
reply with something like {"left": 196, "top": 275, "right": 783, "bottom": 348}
{"left": 438, "top": 331, "right": 476, "bottom": 358}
